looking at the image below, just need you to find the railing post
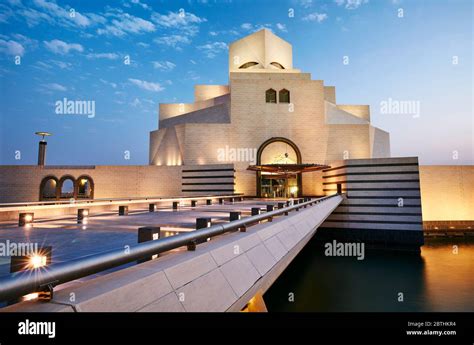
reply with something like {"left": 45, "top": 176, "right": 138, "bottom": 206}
{"left": 191, "top": 200, "right": 197, "bottom": 207}
{"left": 137, "top": 227, "right": 160, "bottom": 263}
{"left": 148, "top": 204, "right": 155, "bottom": 212}
{"left": 172, "top": 201, "right": 179, "bottom": 210}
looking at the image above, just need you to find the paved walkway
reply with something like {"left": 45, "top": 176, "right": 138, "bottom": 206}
{"left": 0, "top": 200, "right": 281, "bottom": 278}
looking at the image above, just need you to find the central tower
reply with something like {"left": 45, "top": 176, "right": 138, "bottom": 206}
{"left": 228, "top": 29, "right": 298, "bottom": 72}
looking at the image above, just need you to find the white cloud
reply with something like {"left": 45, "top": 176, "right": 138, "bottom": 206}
{"left": 130, "top": 0, "right": 150, "bottom": 10}
{"left": 153, "top": 34, "right": 191, "bottom": 48}
{"left": 130, "top": 98, "right": 141, "bottom": 107}
{"left": 137, "top": 42, "right": 150, "bottom": 48}
{"left": 51, "top": 60, "right": 72, "bottom": 69}
{"left": 34, "top": 0, "right": 89, "bottom": 26}
{"left": 240, "top": 23, "right": 273, "bottom": 33}
{"left": 0, "top": 39, "right": 25, "bottom": 56}
{"left": 0, "top": 4, "right": 13, "bottom": 23}
{"left": 44, "top": 39, "right": 83, "bottom": 55}
{"left": 86, "top": 52, "right": 119, "bottom": 60}
{"left": 276, "top": 23, "right": 287, "bottom": 32}
{"left": 128, "top": 78, "right": 164, "bottom": 92}
{"left": 25, "top": 0, "right": 105, "bottom": 28}
{"left": 100, "top": 79, "right": 117, "bottom": 88}
{"left": 36, "top": 60, "right": 72, "bottom": 70}
{"left": 197, "top": 41, "right": 227, "bottom": 59}
{"left": 151, "top": 10, "right": 206, "bottom": 29}
{"left": 151, "top": 10, "right": 206, "bottom": 38}
{"left": 302, "top": 12, "right": 328, "bottom": 23}
{"left": 297, "top": 0, "right": 313, "bottom": 8}
{"left": 43, "top": 82, "right": 67, "bottom": 91}
{"left": 20, "top": 8, "right": 52, "bottom": 27}
{"left": 152, "top": 60, "right": 176, "bottom": 71}
{"left": 335, "top": 0, "right": 369, "bottom": 10}
{"left": 98, "top": 11, "right": 155, "bottom": 37}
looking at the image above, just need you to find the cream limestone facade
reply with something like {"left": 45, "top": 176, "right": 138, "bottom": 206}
{"left": 0, "top": 30, "right": 471, "bottom": 231}
{"left": 149, "top": 29, "right": 390, "bottom": 196}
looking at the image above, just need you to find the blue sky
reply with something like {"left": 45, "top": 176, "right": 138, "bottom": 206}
{"left": 0, "top": 0, "right": 472, "bottom": 165}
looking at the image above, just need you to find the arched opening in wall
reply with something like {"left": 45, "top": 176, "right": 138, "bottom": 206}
{"left": 239, "top": 61, "right": 259, "bottom": 69}
{"left": 255, "top": 137, "right": 303, "bottom": 198}
{"left": 39, "top": 176, "right": 58, "bottom": 200}
{"left": 270, "top": 62, "right": 285, "bottom": 69}
{"left": 279, "top": 89, "right": 290, "bottom": 103}
{"left": 76, "top": 175, "right": 94, "bottom": 199}
{"left": 265, "top": 89, "right": 277, "bottom": 103}
{"left": 59, "top": 176, "right": 75, "bottom": 199}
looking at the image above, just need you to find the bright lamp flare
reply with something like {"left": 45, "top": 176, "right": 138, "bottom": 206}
{"left": 29, "top": 255, "right": 47, "bottom": 269}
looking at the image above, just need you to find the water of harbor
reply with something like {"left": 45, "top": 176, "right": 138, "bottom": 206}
{"left": 264, "top": 237, "right": 474, "bottom": 312}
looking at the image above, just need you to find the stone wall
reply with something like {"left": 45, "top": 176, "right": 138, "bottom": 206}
{"left": 0, "top": 165, "right": 183, "bottom": 203}
{"left": 319, "top": 157, "right": 424, "bottom": 250}
{"left": 419, "top": 165, "right": 474, "bottom": 221}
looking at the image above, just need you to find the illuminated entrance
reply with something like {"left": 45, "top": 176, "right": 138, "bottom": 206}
{"left": 249, "top": 137, "right": 329, "bottom": 198}
{"left": 256, "top": 138, "right": 300, "bottom": 198}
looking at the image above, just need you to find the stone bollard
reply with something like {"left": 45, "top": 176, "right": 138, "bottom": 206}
{"left": 251, "top": 207, "right": 261, "bottom": 216}
{"left": 188, "top": 218, "right": 212, "bottom": 251}
{"left": 229, "top": 211, "right": 241, "bottom": 222}
{"left": 229, "top": 211, "right": 243, "bottom": 231}
{"left": 266, "top": 205, "right": 274, "bottom": 222}
{"left": 137, "top": 226, "right": 161, "bottom": 263}
{"left": 18, "top": 213, "right": 34, "bottom": 227}
{"left": 77, "top": 209, "right": 89, "bottom": 224}
{"left": 118, "top": 206, "right": 128, "bottom": 216}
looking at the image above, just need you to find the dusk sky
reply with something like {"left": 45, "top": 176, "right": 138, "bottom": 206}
{"left": 0, "top": 0, "right": 472, "bottom": 166}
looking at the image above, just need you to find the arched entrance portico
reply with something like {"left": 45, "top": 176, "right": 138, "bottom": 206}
{"left": 255, "top": 137, "right": 303, "bottom": 198}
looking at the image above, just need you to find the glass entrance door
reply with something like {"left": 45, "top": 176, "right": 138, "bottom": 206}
{"left": 260, "top": 174, "right": 298, "bottom": 198}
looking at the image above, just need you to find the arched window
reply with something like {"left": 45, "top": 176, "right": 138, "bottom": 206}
{"left": 279, "top": 89, "right": 290, "bottom": 103}
{"left": 59, "top": 176, "right": 75, "bottom": 199}
{"left": 239, "top": 61, "right": 259, "bottom": 69}
{"left": 40, "top": 176, "right": 58, "bottom": 200}
{"left": 77, "top": 175, "right": 94, "bottom": 199}
{"left": 265, "top": 89, "right": 277, "bottom": 103}
{"left": 270, "top": 62, "right": 285, "bottom": 69}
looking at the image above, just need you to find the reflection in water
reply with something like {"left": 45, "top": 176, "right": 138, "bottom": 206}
{"left": 264, "top": 238, "right": 474, "bottom": 312}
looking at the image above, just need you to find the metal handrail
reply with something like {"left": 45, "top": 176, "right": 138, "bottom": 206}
{"left": 0, "top": 194, "right": 339, "bottom": 303}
